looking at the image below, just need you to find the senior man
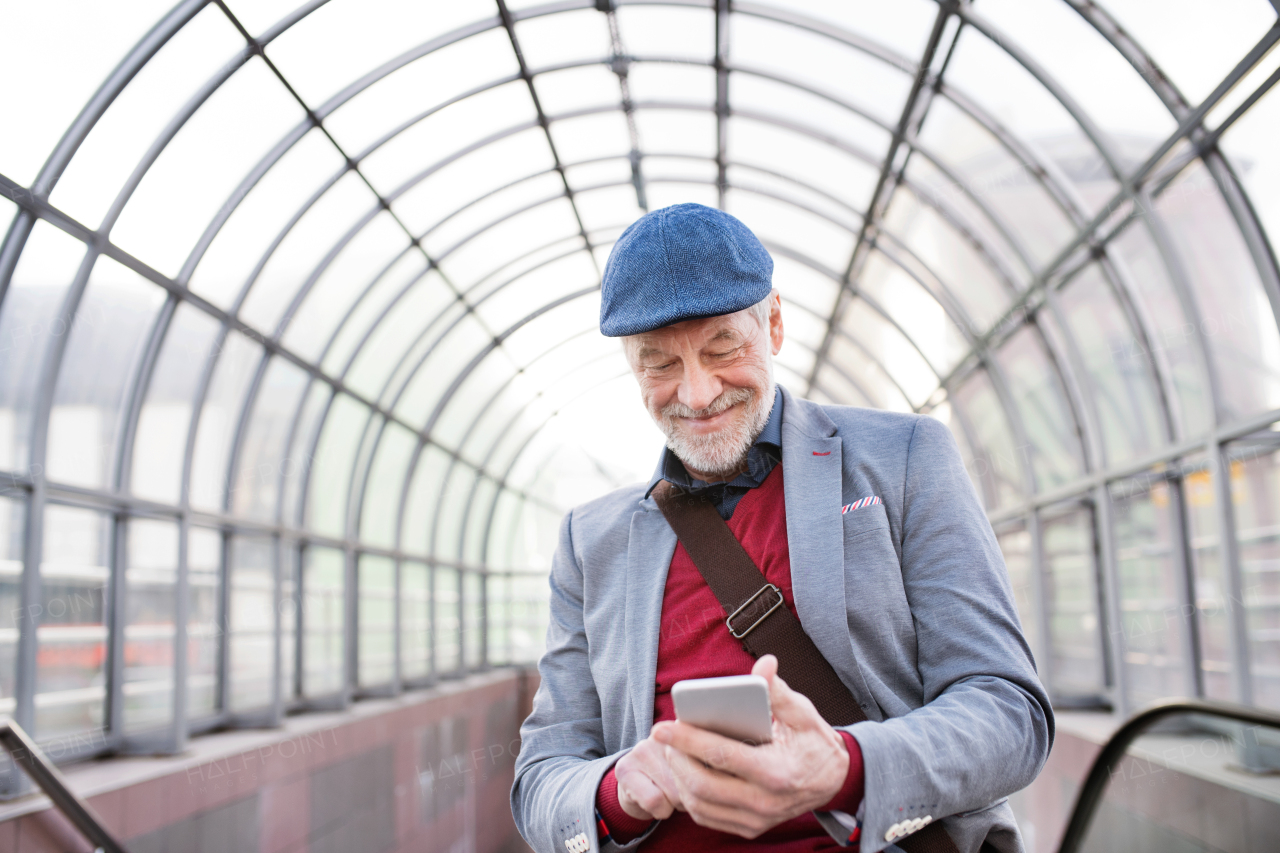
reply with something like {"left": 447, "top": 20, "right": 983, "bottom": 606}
{"left": 511, "top": 203, "right": 1052, "bottom": 853}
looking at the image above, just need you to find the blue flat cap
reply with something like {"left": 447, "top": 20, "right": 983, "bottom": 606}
{"left": 599, "top": 203, "right": 773, "bottom": 337}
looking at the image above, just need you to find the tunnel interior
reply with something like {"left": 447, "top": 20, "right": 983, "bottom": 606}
{"left": 1, "top": 0, "right": 1279, "bottom": 781}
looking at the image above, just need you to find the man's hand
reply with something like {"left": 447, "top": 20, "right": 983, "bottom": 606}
{"left": 613, "top": 731, "right": 685, "bottom": 821}
{"left": 651, "top": 654, "right": 849, "bottom": 838}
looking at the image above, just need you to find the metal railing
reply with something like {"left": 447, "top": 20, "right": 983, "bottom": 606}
{"left": 0, "top": 717, "right": 130, "bottom": 853}
{"left": 1056, "top": 698, "right": 1280, "bottom": 853}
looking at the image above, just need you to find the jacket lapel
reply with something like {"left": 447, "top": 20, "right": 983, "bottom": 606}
{"left": 625, "top": 502, "right": 677, "bottom": 739}
{"left": 779, "top": 387, "right": 879, "bottom": 719}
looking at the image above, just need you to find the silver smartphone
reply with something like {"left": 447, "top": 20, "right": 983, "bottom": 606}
{"left": 671, "top": 674, "right": 773, "bottom": 744}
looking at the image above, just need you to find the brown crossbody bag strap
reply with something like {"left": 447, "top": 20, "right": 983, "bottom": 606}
{"left": 652, "top": 481, "right": 960, "bottom": 853}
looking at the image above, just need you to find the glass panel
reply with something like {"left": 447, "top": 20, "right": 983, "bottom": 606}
{"left": 189, "top": 330, "right": 263, "bottom": 511}
{"left": 822, "top": 335, "right": 912, "bottom": 412}
{"left": 345, "top": 271, "right": 462, "bottom": 402}
{"left": 997, "top": 526, "right": 1041, "bottom": 665}
{"left": 433, "top": 467, "right": 476, "bottom": 563}
{"left": 48, "top": 5, "right": 246, "bottom": 229}
{"left": 228, "top": 535, "right": 274, "bottom": 712}
{"left": 401, "top": 561, "right": 430, "bottom": 682}
{"left": 318, "top": 27, "right": 521, "bottom": 157}
{"left": 0, "top": 496, "right": 23, "bottom": 718}
{"left": 123, "top": 517, "right": 177, "bottom": 735}
{"left": 360, "top": 422, "right": 418, "bottom": 549}
{"left": 236, "top": 170, "right": 382, "bottom": 336}
{"left": 572, "top": 185, "right": 645, "bottom": 240}
{"left": 47, "top": 258, "right": 165, "bottom": 489}
{"left": 1041, "top": 505, "right": 1105, "bottom": 699}
{"left": 626, "top": 63, "right": 715, "bottom": 109}
{"left": 727, "top": 117, "right": 880, "bottom": 223}
{"left": 995, "top": 325, "right": 1084, "bottom": 490}
{"left": 547, "top": 112, "right": 633, "bottom": 167}
{"left": 1154, "top": 162, "right": 1280, "bottom": 423}
{"left": 464, "top": 478, "right": 499, "bottom": 566}
{"left": 230, "top": 357, "right": 310, "bottom": 521}
{"left": 434, "top": 565, "right": 461, "bottom": 676}
{"left": 187, "top": 526, "right": 221, "bottom": 719}
{"left": 770, "top": 254, "right": 839, "bottom": 322}
{"left": 617, "top": 4, "right": 714, "bottom": 62}
{"left": 514, "top": 8, "right": 611, "bottom": 70}
{"left": 943, "top": 26, "right": 1123, "bottom": 216}
{"left": 0, "top": 1, "right": 178, "bottom": 187}
{"left": 1229, "top": 436, "right": 1280, "bottom": 711}
{"left": 1219, "top": 70, "right": 1280, "bottom": 253}
{"left": 882, "top": 190, "right": 1013, "bottom": 334}
{"left": 423, "top": 173, "right": 567, "bottom": 267}
{"left": 359, "top": 82, "right": 538, "bottom": 200}
{"left": 533, "top": 65, "right": 620, "bottom": 117}
{"left": 1100, "top": 0, "right": 1278, "bottom": 106}
{"left": 951, "top": 369, "right": 1025, "bottom": 511}
{"left": 463, "top": 570, "right": 483, "bottom": 670}
{"left": 321, "top": 250, "right": 428, "bottom": 377}
{"left": 281, "top": 380, "right": 329, "bottom": 527}
{"left": 357, "top": 554, "right": 395, "bottom": 688}
{"left": 858, "top": 250, "right": 970, "bottom": 375}
{"left": 1108, "top": 220, "right": 1211, "bottom": 440}
{"left": 976, "top": 0, "right": 1178, "bottom": 146}
{"left": 730, "top": 12, "right": 913, "bottom": 126}
{"left": 838, "top": 299, "right": 939, "bottom": 408}
{"left": 510, "top": 571, "right": 550, "bottom": 664}
{"left": 188, "top": 128, "right": 347, "bottom": 311}
{"left": 1058, "top": 264, "right": 1167, "bottom": 465}
{"left": 1111, "top": 477, "right": 1191, "bottom": 708}
{"left": 766, "top": 0, "right": 938, "bottom": 62}
{"left": 280, "top": 546, "right": 296, "bottom": 704}
{"left": 726, "top": 163, "right": 861, "bottom": 243}
{"left": 302, "top": 546, "right": 345, "bottom": 698}
{"left": 395, "top": 313, "right": 495, "bottom": 430}
{"left": 262, "top": 0, "right": 500, "bottom": 108}
{"left": 730, "top": 72, "right": 894, "bottom": 166}
{"left": 393, "top": 127, "right": 556, "bottom": 239}
{"left": 1183, "top": 458, "right": 1233, "bottom": 701}
{"left": 131, "top": 304, "right": 221, "bottom": 504}
{"left": 280, "top": 212, "right": 410, "bottom": 363}
{"left": 110, "top": 57, "right": 306, "bottom": 279}
{"left": 0, "top": 222, "right": 87, "bottom": 474}
{"left": 915, "top": 96, "right": 1077, "bottom": 270}
{"left": 487, "top": 573, "right": 510, "bottom": 667}
{"left": 440, "top": 199, "right": 584, "bottom": 294}
{"left": 725, "top": 188, "right": 856, "bottom": 276}
{"left": 308, "top": 394, "right": 371, "bottom": 538}
{"left": 37, "top": 504, "right": 109, "bottom": 742}
{"left": 400, "top": 446, "right": 451, "bottom": 558}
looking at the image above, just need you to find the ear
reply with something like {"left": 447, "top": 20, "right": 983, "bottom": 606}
{"left": 768, "top": 292, "right": 784, "bottom": 355}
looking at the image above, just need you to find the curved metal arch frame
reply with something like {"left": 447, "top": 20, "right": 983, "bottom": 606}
{"left": 2, "top": 0, "right": 1280, "bottom": 763}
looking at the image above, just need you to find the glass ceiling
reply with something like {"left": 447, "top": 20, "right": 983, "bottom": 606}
{"left": 1, "top": 0, "right": 1279, "bottom": 763}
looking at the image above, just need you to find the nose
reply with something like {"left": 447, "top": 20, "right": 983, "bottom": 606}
{"left": 678, "top": 359, "right": 722, "bottom": 412}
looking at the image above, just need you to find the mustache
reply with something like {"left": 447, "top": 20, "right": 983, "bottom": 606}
{"left": 659, "top": 387, "right": 755, "bottom": 421}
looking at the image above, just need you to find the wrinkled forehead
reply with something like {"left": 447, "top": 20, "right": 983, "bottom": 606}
{"left": 626, "top": 310, "right": 756, "bottom": 357}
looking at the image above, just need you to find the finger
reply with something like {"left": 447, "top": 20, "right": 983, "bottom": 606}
{"left": 664, "top": 746, "right": 767, "bottom": 810}
{"left": 653, "top": 721, "right": 762, "bottom": 778}
{"left": 617, "top": 771, "right": 672, "bottom": 820}
{"left": 666, "top": 750, "right": 772, "bottom": 838}
{"left": 753, "top": 655, "right": 820, "bottom": 727}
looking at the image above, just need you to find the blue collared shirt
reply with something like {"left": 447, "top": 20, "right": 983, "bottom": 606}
{"left": 644, "top": 387, "right": 784, "bottom": 520}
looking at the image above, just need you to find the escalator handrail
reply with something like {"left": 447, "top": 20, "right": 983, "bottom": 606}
{"left": 1056, "top": 697, "right": 1280, "bottom": 853}
{"left": 0, "top": 716, "right": 130, "bottom": 853}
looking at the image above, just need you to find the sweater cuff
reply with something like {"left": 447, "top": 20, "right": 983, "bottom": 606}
{"left": 596, "top": 766, "right": 654, "bottom": 843}
{"left": 820, "top": 730, "right": 865, "bottom": 814}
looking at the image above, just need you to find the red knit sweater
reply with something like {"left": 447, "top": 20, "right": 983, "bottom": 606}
{"left": 596, "top": 464, "right": 864, "bottom": 849}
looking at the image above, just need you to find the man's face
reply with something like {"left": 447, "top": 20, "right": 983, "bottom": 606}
{"left": 625, "top": 294, "right": 784, "bottom": 480}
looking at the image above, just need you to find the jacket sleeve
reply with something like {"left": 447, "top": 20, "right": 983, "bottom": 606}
{"left": 510, "top": 509, "right": 658, "bottom": 853}
{"left": 844, "top": 416, "right": 1054, "bottom": 853}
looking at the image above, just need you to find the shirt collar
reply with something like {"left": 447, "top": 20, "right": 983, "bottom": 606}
{"left": 644, "top": 386, "right": 784, "bottom": 498}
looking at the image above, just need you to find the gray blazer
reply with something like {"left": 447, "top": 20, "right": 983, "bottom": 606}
{"left": 511, "top": 386, "right": 1053, "bottom": 853}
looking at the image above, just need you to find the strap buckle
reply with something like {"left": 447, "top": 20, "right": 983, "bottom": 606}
{"left": 726, "top": 583, "right": 785, "bottom": 640}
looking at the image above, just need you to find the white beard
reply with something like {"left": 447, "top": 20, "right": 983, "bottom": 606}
{"left": 657, "top": 381, "right": 774, "bottom": 478}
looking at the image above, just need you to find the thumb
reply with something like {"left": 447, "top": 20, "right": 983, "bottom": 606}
{"left": 752, "top": 653, "right": 811, "bottom": 725}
